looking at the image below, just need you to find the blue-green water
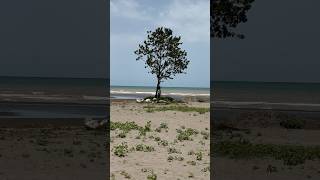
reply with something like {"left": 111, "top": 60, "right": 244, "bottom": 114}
{"left": 213, "top": 81, "right": 320, "bottom": 104}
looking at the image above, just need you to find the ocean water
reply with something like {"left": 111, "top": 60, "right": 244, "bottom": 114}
{"left": 212, "top": 81, "right": 320, "bottom": 111}
{"left": 213, "top": 81, "right": 320, "bottom": 103}
{"left": 111, "top": 86, "right": 210, "bottom": 99}
{"left": 0, "top": 76, "right": 108, "bottom": 96}
{"left": 0, "top": 76, "right": 108, "bottom": 118}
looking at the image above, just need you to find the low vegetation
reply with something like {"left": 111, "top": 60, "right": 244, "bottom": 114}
{"left": 113, "top": 142, "right": 129, "bottom": 157}
{"left": 144, "top": 105, "right": 209, "bottom": 114}
{"left": 176, "top": 128, "right": 199, "bottom": 141}
{"left": 213, "top": 140, "right": 320, "bottom": 166}
{"left": 280, "top": 118, "right": 306, "bottom": 129}
{"left": 110, "top": 121, "right": 152, "bottom": 136}
{"left": 135, "top": 144, "right": 155, "bottom": 152}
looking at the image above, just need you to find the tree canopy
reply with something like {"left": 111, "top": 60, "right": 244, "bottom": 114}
{"left": 134, "top": 27, "right": 189, "bottom": 99}
{"left": 211, "top": 0, "right": 255, "bottom": 39}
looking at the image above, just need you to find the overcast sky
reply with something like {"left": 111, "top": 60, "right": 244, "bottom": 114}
{"left": 0, "top": 0, "right": 107, "bottom": 79}
{"left": 213, "top": 0, "right": 320, "bottom": 83}
{"left": 111, "top": 0, "right": 210, "bottom": 87}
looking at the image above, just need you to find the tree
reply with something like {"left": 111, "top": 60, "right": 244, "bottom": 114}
{"left": 211, "top": 0, "right": 255, "bottom": 39}
{"left": 134, "top": 27, "right": 189, "bottom": 100}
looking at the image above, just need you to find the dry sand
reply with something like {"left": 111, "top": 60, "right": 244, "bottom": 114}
{"left": 110, "top": 100, "right": 210, "bottom": 180}
{"left": 0, "top": 122, "right": 107, "bottom": 180}
{"left": 213, "top": 109, "right": 320, "bottom": 180}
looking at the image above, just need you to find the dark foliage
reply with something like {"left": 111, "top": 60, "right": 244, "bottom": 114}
{"left": 211, "top": 0, "right": 255, "bottom": 39}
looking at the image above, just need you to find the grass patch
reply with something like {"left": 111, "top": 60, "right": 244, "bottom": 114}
{"left": 158, "top": 139, "right": 168, "bottom": 146}
{"left": 213, "top": 140, "right": 320, "bottom": 166}
{"left": 113, "top": 142, "right": 129, "bottom": 157}
{"left": 168, "top": 147, "right": 182, "bottom": 154}
{"left": 111, "top": 121, "right": 152, "bottom": 136}
{"left": 135, "top": 144, "right": 155, "bottom": 152}
{"left": 144, "top": 105, "right": 209, "bottom": 114}
{"left": 155, "top": 122, "right": 169, "bottom": 133}
{"left": 196, "top": 151, "right": 203, "bottom": 161}
{"left": 201, "top": 130, "right": 209, "bottom": 140}
{"left": 147, "top": 171, "right": 157, "bottom": 180}
{"left": 280, "top": 119, "right": 305, "bottom": 129}
{"left": 176, "top": 128, "right": 199, "bottom": 141}
{"left": 120, "top": 171, "right": 131, "bottom": 179}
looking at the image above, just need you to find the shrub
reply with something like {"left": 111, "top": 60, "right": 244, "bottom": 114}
{"left": 113, "top": 142, "right": 129, "bottom": 157}
{"left": 280, "top": 119, "right": 305, "bottom": 129}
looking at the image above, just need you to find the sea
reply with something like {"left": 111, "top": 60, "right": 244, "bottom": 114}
{"left": 0, "top": 76, "right": 108, "bottom": 118}
{"left": 213, "top": 81, "right": 320, "bottom": 120}
{"left": 213, "top": 81, "right": 320, "bottom": 104}
{"left": 2, "top": 77, "right": 320, "bottom": 118}
{"left": 110, "top": 86, "right": 210, "bottom": 100}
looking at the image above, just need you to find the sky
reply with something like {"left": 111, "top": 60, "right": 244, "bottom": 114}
{"left": 0, "top": 0, "right": 107, "bottom": 79}
{"left": 212, "top": 0, "right": 320, "bottom": 83}
{"left": 111, "top": 0, "right": 210, "bottom": 88}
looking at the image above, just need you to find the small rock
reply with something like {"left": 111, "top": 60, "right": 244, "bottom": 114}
{"left": 136, "top": 98, "right": 144, "bottom": 103}
{"left": 85, "top": 118, "right": 108, "bottom": 130}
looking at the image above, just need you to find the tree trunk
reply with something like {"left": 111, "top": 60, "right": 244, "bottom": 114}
{"left": 155, "top": 78, "right": 161, "bottom": 101}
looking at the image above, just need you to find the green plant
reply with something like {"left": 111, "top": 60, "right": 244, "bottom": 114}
{"left": 280, "top": 119, "right": 305, "bottom": 129}
{"left": 135, "top": 144, "right": 155, "bottom": 152}
{"left": 144, "top": 106, "right": 209, "bottom": 114}
{"left": 213, "top": 140, "right": 320, "bottom": 166}
{"left": 168, "top": 147, "right": 182, "bottom": 154}
{"left": 177, "top": 128, "right": 199, "bottom": 141}
{"left": 167, "top": 155, "right": 174, "bottom": 162}
{"left": 187, "top": 161, "right": 196, "bottom": 166}
{"left": 120, "top": 171, "right": 131, "bottom": 179}
{"left": 201, "top": 131, "right": 209, "bottom": 140}
{"left": 158, "top": 140, "right": 168, "bottom": 146}
{"left": 196, "top": 151, "right": 203, "bottom": 161}
{"left": 160, "top": 122, "right": 168, "bottom": 129}
{"left": 147, "top": 171, "right": 157, "bottom": 180}
{"left": 113, "top": 142, "right": 129, "bottom": 157}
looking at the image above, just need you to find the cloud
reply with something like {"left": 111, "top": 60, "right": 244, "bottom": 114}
{"left": 111, "top": 0, "right": 210, "bottom": 43}
{"left": 110, "top": 0, "right": 151, "bottom": 21}
{"left": 157, "top": 0, "right": 210, "bottom": 43}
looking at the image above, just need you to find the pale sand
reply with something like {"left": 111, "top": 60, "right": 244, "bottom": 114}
{"left": 0, "top": 125, "right": 107, "bottom": 180}
{"left": 110, "top": 101, "right": 210, "bottom": 180}
{"left": 213, "top": 109, "right": 320, "bottom": 180}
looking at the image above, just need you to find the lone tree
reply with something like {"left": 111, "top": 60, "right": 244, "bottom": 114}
{"left": 135, "top": 27, "right": 189, "bottom": 100}
{"left": 211, "top": 0, "right": 255, "bottom": 39}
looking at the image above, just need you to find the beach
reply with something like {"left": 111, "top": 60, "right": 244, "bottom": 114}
{"left": 212, "top": 82, "right": 320, "bottom": 179}
{"left": 0, "top": 125, "right": 107, "bottom": 180}
{"left": 110, "top": 98, "right": 210, "bottom": 179}
{"left": 0, "top": 77, "right": 108, "bottom": 180}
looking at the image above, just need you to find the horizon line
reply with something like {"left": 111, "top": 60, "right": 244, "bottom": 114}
{"left": 111, "top": 84, "right": 210, "bottom": 89}
{"left": 0, "top": 75, "right": 108, "bottom": 80}
{"left": 212, "top": 80, "right": 320, "bottom": 84}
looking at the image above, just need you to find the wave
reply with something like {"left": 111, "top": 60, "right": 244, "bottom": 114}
{"left": 111, "top": 90, "right": 209, "bottom": 97}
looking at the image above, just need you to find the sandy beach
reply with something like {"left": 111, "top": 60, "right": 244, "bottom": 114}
{"left": 0, "top": 120, "right": 107, "bottom": 180}
{"left": 110, "top": 99, "right": 210, "bottom": 179}
{"left": 212, "top": 107, "right": 320, "bottom": 180}
{"left": 0, "top": 89, "right": 108, "bottom": 180}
